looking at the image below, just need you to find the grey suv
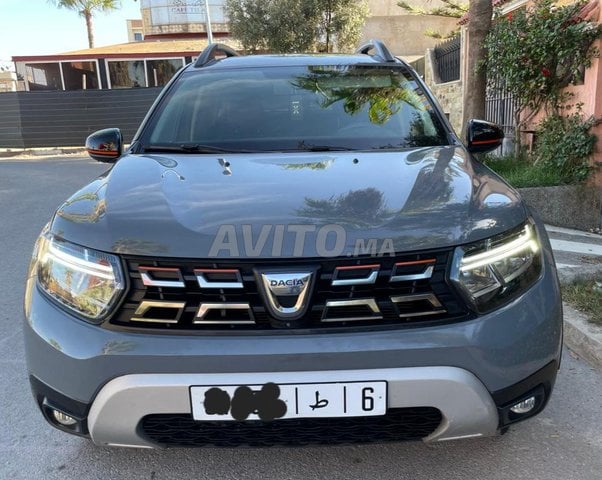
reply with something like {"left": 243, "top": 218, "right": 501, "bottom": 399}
{"left": 24, "top": 41, "right": 562, "bottom": 448}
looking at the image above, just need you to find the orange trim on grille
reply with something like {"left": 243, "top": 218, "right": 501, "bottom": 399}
{"left": 335, "top": 264, "right": 380, "bottom": 271}
{"left": 394, "top": 259, "right": 436, "bottom": 267}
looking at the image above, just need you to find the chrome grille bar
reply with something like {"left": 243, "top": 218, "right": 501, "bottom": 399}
{"left": 194, "top": 269, "right": 244, "bottom": 289}
{"left": 194, "top": 302, "right": 254, "bottom": 324}
{"left": 321, "top": 298, "right": 382, "bottom": 322}
{"left": 139, "top": 266, "right": 185, "bottom": 288}
{"left": 331, "top": 264, "right": 380, "bottom": 286}
{"left": 131, "top": 300, "right": 186, "bottom": 324}
{"left": 390, "top": 293, "right": 446, "bottom": 318}
{"left": 390, "top": 259, "right": 436, "bottom": 282}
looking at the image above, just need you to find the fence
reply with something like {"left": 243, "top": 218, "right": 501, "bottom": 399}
{"left": 485, "top": 76, "right": 518, "bottom": 155}
{"left": 0, "top": 88, "right": 162, "bottom": 149}
{"left": 433, "top": 36, "right": 461, "bottom": 83}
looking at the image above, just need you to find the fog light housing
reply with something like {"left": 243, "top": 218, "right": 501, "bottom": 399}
{"left": 498, "top": 384, "right": 547, "bottom": 427}
{"left": 510, "top": 396, "right": 536, "bottom": 414}
{"left": 52, "top": 409, "right": 78, "bottom": 426}
{"left": 41, "top": 398, "right": 88, "bottom": 436}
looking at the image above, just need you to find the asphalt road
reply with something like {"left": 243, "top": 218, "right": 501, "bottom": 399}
{"left": 1, "top": 157, "right": 601, "bottom": 480}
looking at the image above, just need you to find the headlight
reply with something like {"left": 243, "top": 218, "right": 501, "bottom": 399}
{"left": 451, "top": 222, "right": 542, "bottom": 312}
{"left": 35, "top": 233, "right": 124, "bottom": 321}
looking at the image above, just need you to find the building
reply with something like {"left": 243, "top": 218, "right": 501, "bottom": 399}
{"left": 0, "top": 70, "right": 20, "bottom": 93}
{"left": 11, "top": 40, "right": 217, "bottom": 91}
{"left": 140, "top": 0, "right": 228, "bottom": 39}
{"left": 126, "top": 19, "right": 144, "bottom": 42}
{"left": 11, "top": 0, "right": 234, "bottom": 92}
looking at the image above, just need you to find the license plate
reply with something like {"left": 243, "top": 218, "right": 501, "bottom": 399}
{"left": 190, "top": 381, "right": 387, "bottom": 421}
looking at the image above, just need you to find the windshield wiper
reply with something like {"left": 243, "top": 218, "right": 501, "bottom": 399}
{"left": 141, "top": 143, "right": 257, "bottom": 154}
{"left": 142, "top": 143, "right": 357, "bottom": 154}
{"left": 302, "top": 145, "right": 357, "bottom": 152}
{"left": 287, "top": 142, "right": 358, "bottom": 152}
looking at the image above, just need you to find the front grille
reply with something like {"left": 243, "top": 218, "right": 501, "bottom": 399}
{"left": 139, "top": 408, "right": 443, "bottom": 447}
{"left": 109, "top": 250, "right": 470, "bottom": 332}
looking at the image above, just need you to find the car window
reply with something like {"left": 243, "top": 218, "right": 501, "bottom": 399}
{"left": 142, "top": 65, "right": 450, "bottom": 152}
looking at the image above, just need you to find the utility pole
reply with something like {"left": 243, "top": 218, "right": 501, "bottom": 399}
{"left": 204, "top": 0, "right": 214, "bottom": 44}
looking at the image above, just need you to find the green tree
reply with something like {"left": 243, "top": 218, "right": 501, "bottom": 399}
{"left": 225, "top": 0, "right": 319, "bottom": 52}
{"left": 314, "top": 0, "right": 370, "bottom": 52}
{"left": 225, "top": 0, "right": 369, "bottom": 53}
{"left": 267, "top": 0, "right": 322, "bottom": 53}
{"left": 224, "top": 0, "right": 273, "bottom": 52}
{"left": 51, "top": 0, "right": 121, "bottom": 48}
{"left": 397, "top": 0, "right": 468, "bottom": 39}
{"left": 484, "top": 0, "right": 602, "bottom": 153}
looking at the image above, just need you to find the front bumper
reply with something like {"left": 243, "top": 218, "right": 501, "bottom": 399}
{"left": 30, "top": 359, "right": 558, "bottom": 448}
{"left": 88, "top": 367, "right": 499, "bottom": 447}
{"left": 24, "top": 229, "right": 562, "bottom": 447}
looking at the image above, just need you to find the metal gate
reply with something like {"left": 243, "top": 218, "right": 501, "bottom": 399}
{"left": 485, "top": 77, "right": 517, "bottom": 155}
{"left": 433, "top": 36, "right": 461, "bottom": 83}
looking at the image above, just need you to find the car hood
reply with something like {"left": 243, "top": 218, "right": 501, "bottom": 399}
{"left": 51, "top": 147, "right": 527, "bottom": 258}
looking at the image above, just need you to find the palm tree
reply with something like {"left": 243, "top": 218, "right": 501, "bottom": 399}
{"left": 51, "top": 1, "right": 121, "bottom": 48}
{"left": 461, "top": 0, "right": 492, "bottom": 135}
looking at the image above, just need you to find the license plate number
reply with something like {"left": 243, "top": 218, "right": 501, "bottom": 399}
{"left": 190, "top": 381, "right": 387, "bottom": 421}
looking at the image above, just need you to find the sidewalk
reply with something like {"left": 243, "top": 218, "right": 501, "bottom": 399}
{"left": 0, "top": 147, "right": 87, "bottom": 158}
{"left": 545, "top": 224, "right": 602, "bottom": 283}
{"left": 545, "top": 224, "right": 602, "bottom": 368}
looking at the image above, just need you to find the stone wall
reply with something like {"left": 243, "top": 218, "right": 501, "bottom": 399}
{"left": 423, "top": 48, "right": 464, "bottom": 134}
{"left": 518, "top": 185, "right": 602, "bottom": 230}
{"left": 360, "top": 15, "right": 458, "bottom": 57}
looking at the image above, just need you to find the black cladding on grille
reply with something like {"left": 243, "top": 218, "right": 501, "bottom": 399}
{"left": 140, "top": 407, "right": 443, "bottom": 447}
{"left": 110, "top": 251, "right": 470, "bottom": 331}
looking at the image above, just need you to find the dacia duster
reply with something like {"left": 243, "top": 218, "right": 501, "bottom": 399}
{"left": 24, "top": 41, "right": 562, "bottom": 447}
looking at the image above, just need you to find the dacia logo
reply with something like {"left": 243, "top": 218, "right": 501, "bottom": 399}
{"left": 269, "top": 279, "right": 305, "bottom": 288}
{"left": 258, "top": 270, "right": 315, "bottom": 320}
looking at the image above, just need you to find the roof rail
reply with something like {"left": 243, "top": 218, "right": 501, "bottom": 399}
{"left": 355, "top": 39, "right": 397, "bottom": 63}
{"left": 194, "top": 43, "right": 239, "bottom": 68}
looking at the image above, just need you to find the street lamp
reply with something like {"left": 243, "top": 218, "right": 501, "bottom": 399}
{"left": 204, "top": 0, "right": 213, "bottom": 44}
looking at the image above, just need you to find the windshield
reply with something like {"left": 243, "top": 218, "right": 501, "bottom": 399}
{"left": 141, "top": 65, "right": 450, "bottom": 152}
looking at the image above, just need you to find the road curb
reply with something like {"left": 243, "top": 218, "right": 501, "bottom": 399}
{"left": 557, "top": 265, "right": 602, "bottom": 284}
{"left": 563, "top": 303, "right": 602, "bottom": 369}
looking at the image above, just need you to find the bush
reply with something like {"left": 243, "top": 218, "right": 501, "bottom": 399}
{"left": 534, "top": 109, "right": 597, "bottom": 183}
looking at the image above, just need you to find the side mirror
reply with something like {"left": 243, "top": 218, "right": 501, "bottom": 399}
{"left": 85, "top": 128, "right": 123, "bottom": 163}
{"left": 466, "top": 119, "right": 504, "bottom": 154}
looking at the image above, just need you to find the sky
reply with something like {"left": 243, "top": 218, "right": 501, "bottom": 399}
{"left": 0, "top": 0, "right": 142, "bottom": 63}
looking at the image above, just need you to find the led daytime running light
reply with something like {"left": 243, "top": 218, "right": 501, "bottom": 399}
{"left": 43, "top": 241, "right": 115, "bottom": 280}
{"left": 460, "top": 225, "right": 539, "bottom": 272}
